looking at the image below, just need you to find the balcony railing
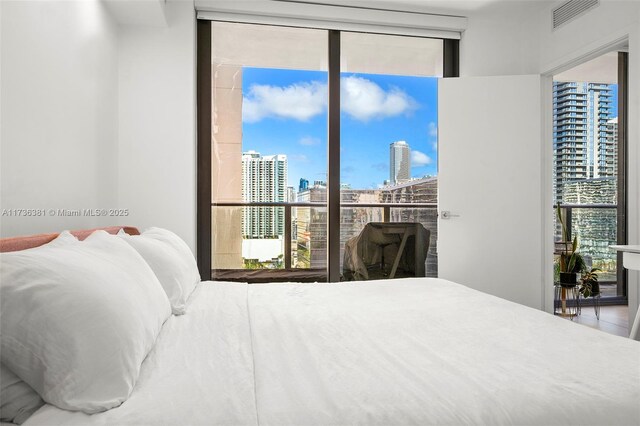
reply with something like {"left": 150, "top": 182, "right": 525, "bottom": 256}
{"left": 555, "top": 203, "right": 620, "bottom": 294}
{"left": 212, "top": 201, "right": 437, "bottom": 271}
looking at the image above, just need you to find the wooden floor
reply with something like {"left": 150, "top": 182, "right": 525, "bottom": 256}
{"left": 564, "top": 305, "right": 629, "bottom": 337}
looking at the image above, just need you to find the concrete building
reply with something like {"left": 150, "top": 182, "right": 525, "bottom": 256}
{"left": 389, "top": 141, "right": 411, "bottom": 185}
{"left": 211, "top": 63, "right": 244, "bottom": 270}
{"left": 561, "top": 177, "right": 617, "bottom": 280}
{"left": 241, "top": 151, "right": 288, "bottom": 238}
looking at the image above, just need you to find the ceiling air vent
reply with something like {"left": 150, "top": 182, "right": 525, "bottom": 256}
{"left": 553, "top": 0, "right": 599, "bottom": 30}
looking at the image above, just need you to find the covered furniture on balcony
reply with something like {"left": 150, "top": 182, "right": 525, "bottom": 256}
{"left": 343, "top": 222, "right": 430, "bottom": 281}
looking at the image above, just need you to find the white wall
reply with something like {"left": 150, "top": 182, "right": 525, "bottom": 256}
{"left": 1, "top": 0, "right": 119, "bottom": 236}
{"left": 459, "top": 2, "right": 542, "bottom": 77}
{"left": 0, "top": 0, "right": 196, "bottom": 254}
{"left": 115, "top": 0, "right": 196, "bottom": 251}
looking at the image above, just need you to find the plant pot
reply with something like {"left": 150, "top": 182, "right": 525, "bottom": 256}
{"left": 590, "top": 281, "right": 600, "bottom": 295}
{"left": 559, "top": 272, "right": 577, "bottom": 286}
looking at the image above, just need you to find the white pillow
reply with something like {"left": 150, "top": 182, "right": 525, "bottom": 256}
{"left": 0, "top": 363, "right": 44, "bottom": 425}
{"left": 0, "top": 230, "right": 171, "bottom": 413}
{"left": 118, "top": 229, "right": 196, "bottom": 315}
{"left": 0, "top": 232, "right": 75, "bottom": 423}
{"left": 138, "top": 227, "right": 200, "bottom": 300}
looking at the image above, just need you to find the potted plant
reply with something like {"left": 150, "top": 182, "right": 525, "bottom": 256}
{"left": 556, "top": 206, "right": 585, "bottom": 286}
{"left": 579, "top": 267, "right": 601, "bottom": 298}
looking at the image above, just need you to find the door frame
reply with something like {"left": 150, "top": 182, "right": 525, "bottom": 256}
{"left": 540, "top": 35, "right": 630, "bottom": 313}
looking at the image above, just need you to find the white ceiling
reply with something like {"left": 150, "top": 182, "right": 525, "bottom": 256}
{"left": 554, "top": 51, "right": 619, "bottom": 84}
{"left": 276, "top": 0, "right": 524, "bottom": 16}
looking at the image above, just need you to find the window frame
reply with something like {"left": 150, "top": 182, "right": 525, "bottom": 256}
{"left": 196, "top": 19, "right": 460, "bottom": 282}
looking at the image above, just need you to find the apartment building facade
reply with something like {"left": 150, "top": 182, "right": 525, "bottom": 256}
{"left": 241, "top": 151, "right": 288, "bottom": 238}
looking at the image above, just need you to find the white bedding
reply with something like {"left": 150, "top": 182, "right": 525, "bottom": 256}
{"left": 25, "top": 278, "right": 640, "bottom": 426}
{"left": 25, "top": 282, "right": 258, "bottom": 426}
{"left": 249, "top": 279, "right": 640, "bottom": 425}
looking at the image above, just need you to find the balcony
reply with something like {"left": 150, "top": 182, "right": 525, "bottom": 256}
{"left": 211, "top": 201, "right": 438, "bottom": 282}
{"left": 555, "top": 204, "right": 621, "bottom": 298}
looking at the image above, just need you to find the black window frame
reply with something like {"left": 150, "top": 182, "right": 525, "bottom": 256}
{"left": 196, "top": 19, "right": 459, "bottom": 282}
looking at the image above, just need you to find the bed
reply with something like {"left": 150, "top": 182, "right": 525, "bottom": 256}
{"left": 2, "top": 229, "right": 639, "bottom": 425}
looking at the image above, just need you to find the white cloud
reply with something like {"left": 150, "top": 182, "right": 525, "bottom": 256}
{"left": 290, "top": 154, "right": 309, "bottom": 163}
{"left": 428, "top": 122, "right": 438, "bottom": 150}
{"left": 341, "top": 76, "right": 417, "bottom": 121}
{"left": 299, "top": 136, "right": 321, "bottom": 146}
{"left": 411, "top": 150, "right": 432, "bottom": 167}
{"left": 243, "top": 76, "right": 417, "bottom": 123}
{"left": 243, "top": 81, "right": 327, "bottom": 123}
{"left": 428, "top": 122, "right": 438, "bottom": 137}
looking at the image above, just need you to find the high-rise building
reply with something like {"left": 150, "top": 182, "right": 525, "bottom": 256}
{"left": 241, "top": 151, "right": 288, "bottom": 238}
{"left": 604, "top": 117, "right": 618, "bottom": 178}
{"left": 553, "top": 81, "right": 618, "bottom": 281}
{"left": 553, "top": 82, "right": 616, "bottom": 202}
{"left": 286, "top": 186, "right": 296, "bottom": 203}
{"left": 299, "top": 178, "right": 309, "bottom": 192}
{"left": 389, "top": 141, "right": 410, "bottom": 185}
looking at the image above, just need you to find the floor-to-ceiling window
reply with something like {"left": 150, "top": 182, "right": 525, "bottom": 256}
{"left": 339, "top": 32, "right": 442, "bottom": 278}
{"left": 208, "top": 22, "right": 328, "bottom": 279}
{"left": 552, "top": 51, "right": 628, "bottom": 302}
{"left": 198, "top": 20, "right": 457, "bottom": 282}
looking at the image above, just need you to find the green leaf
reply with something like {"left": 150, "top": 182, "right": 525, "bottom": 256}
{"left": 567, "top": 253, "right": 577, "bottom": 273}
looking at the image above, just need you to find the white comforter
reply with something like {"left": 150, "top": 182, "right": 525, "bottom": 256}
{"left": 26, "top": 279, "right": 640, "bottom": 426}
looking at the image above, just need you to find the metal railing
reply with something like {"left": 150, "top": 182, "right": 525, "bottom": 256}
{"left": 555, "top": 203, "right": 620, "bottom": 289}
{"left": 213, "top": 201, "right": 437, "bottom": 269}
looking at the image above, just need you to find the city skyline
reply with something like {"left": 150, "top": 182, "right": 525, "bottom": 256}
{"left": 241, "top": 67, "right": 439, "bottom": 189}
{"left": 552, "top": 80, "right": 619, "bottom": 281}
{"left": 553, "top": 81, "right": 619, "bottom": 202}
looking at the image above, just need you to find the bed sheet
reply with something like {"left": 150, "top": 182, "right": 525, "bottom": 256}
{"left": 248, "top": 278, "right": 640, "bottom": 425}
{"left": 25, "top": 282, "right": 258, "bottom": 426}
{"left": 24, "top": 278, "right": 640, "bottom": 426}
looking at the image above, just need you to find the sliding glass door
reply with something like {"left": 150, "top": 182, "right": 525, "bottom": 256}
{"left": 552, "top": 51, "right": 628, "bottom": 301}
{"left": 339, "top": 32, "right": 442, "bottom": 278}
{"left": 209, "top": 22, "right": 328, "bottom": 279}
{"left": 199, "top": 20, "right": 456, "bottom": 282}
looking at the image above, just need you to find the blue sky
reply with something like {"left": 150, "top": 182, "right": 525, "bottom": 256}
{"left": 242, "top": 68, "right": 439, "bottom": 189}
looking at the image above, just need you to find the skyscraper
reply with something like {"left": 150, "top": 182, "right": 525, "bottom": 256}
{"left": 390, "top": 141, "right": 410, "bottom": 184}
{"left": 553, "top": 82, "right": 616, "bottom": 202}
{"left": 241, "top": 151, "right": 288, "bottom": 238}
{"left": 553, "top": 81, "right": 618, "bottom": 280}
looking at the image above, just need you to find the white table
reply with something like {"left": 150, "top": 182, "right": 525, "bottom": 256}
{"left": 610, "top": 245, "right": 640, "bottom": 339}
